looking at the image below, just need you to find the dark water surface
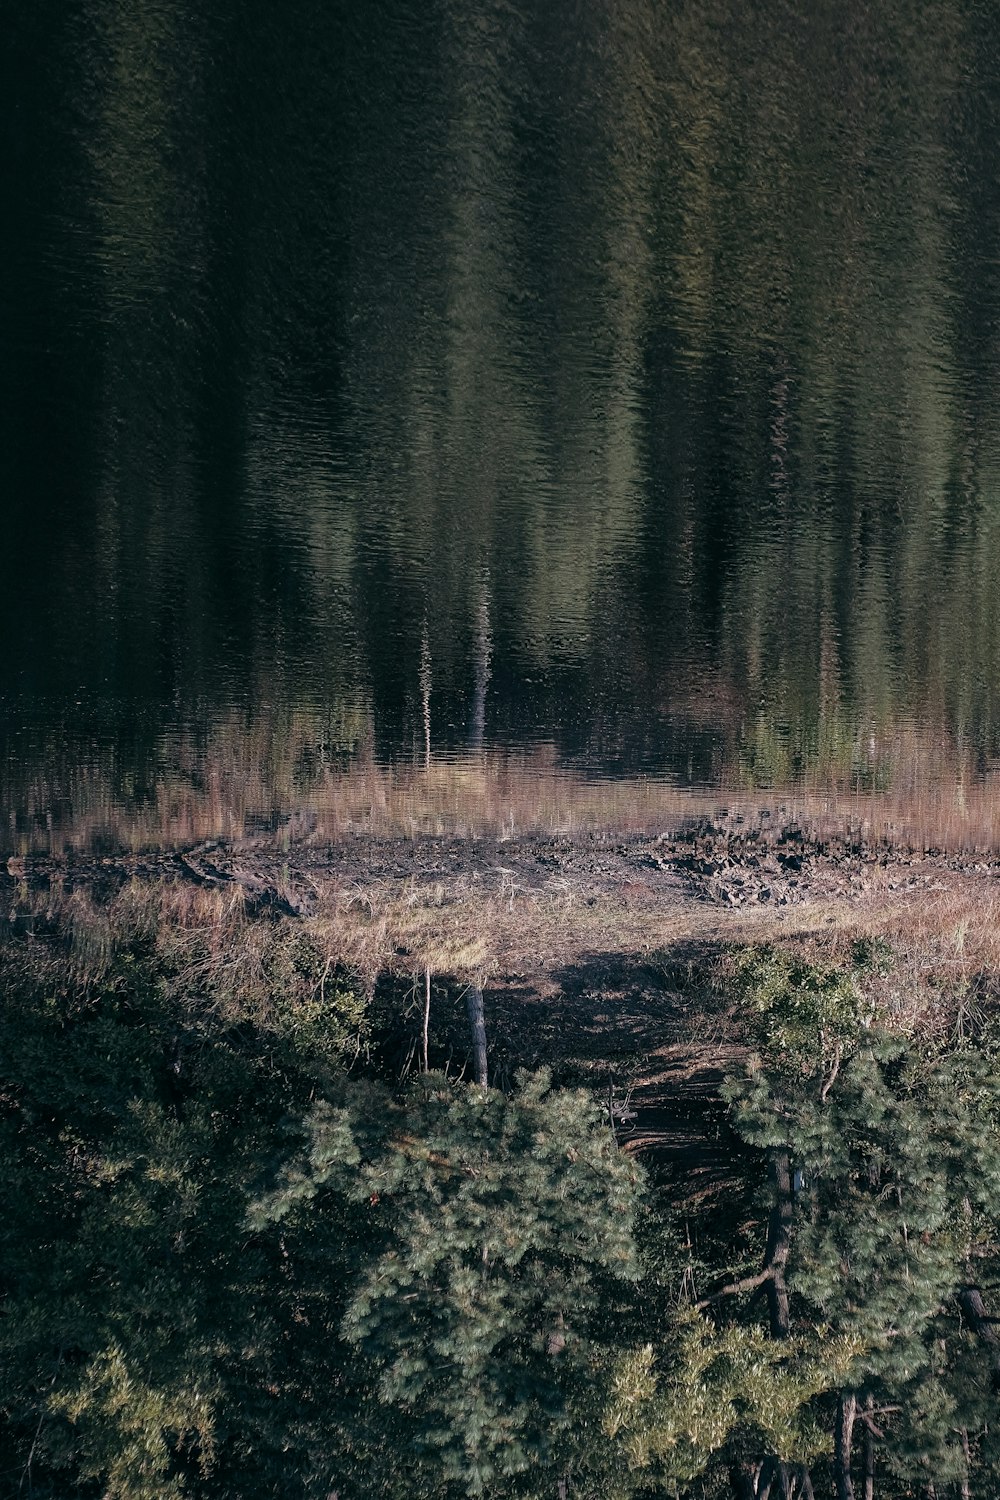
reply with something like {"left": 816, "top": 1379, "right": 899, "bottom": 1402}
{"left": 7, "top": 0, "right": 1000, "bottom": 830}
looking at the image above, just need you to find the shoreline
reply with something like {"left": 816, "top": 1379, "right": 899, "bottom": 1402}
{"left": 4, "top": 816, "right": 997, "bottom": 1290}
{"left": 8, "top": 813, "right": 998, "bottom": 923}
{"left": 6, "top": 820, "right": 995, "bottom": 1110}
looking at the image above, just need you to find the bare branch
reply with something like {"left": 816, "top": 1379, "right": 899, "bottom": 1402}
{"left": 696, "top": 1267, "right": 771, "bottom": 1310}
{"left": 820, "top": 1043, "right": 842, "bottom": 1103}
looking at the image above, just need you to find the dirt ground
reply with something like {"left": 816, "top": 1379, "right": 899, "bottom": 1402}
{"left": 8, "top": 813, "right": 999, "bottom": 1178}
{"left": 7, "top": 810, "right": 988, "bottom": 918}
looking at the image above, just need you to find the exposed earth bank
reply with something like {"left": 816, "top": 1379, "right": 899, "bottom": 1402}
{"left": 5, "top": 815, "right": 992, "bottom": 914}
{"left": 5, "top": 818, "right": 997, "bottom": 1183}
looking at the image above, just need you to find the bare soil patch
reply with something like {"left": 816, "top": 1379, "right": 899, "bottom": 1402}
{"left": 6, "top": 817, "right": 1000, "bottom": 1174}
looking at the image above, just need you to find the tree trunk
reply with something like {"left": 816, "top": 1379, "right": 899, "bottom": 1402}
{"left": 958, "top": 1286, "right": 1000, "bottom": 1389}
{"left": 862, "top": 1398, "right": 874, "bottom": 1500}
{"left": 466, "top": 984, "right": 488, "bottom": 1087}
{"left": 960, "top": 1425, "right": 971, "bottom": 1500}
{"left": 765, "top": 1148, "right": 793, "bottom": 1338}
{"left": 834, "top": 1392, "right": 857, "bottom": 1500}
{"left": 729, "top": 1467, "right": 751, "bottom": 1500}
{"left": 422, "top": 967, "right": 431, "bottom": 1073}
{"left": 730, "top": 1464, "right": 765, "bottom": 1500}
{"left": 698, "top": 1146, "right": 794, "bottom": 1331}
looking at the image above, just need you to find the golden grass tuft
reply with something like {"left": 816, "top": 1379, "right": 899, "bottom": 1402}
{"left": 6, "top": 713, "right": 1000, "bottom": 855}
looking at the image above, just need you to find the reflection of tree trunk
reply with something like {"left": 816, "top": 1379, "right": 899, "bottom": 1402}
{"left": 765, "top": 1148, "right": 793, "bottom": 1338}
{"left": 466, "top": 983, "right": 488, "bottom": 1087}
{"left": 468, "top": 573, "right": 492, "bottom": 752}
{"left": 419, "top": 619, "right": 432, "bottom": 770}
{"left": 834, "top": 1392, "right": 857, "bottom": 1500}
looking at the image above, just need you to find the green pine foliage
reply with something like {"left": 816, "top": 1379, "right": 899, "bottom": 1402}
{"left": 721, "top": 945, "right": 1000, "bottom": 1497}
{"left": 7, "top": 922, "right": 1000, "bottom": 1500}
{"left": 0, "top": 929, "right": 659, "bottom": 1500}
{"left": 729, "top": 942, "right": 871, "bottom": 1062}
{"left": 631, "top": 1314, "right": 859, "bottom": 1484}
{"left": 252, "top": 1068, "right": 648, "bottom": 1497}
{"left": 0, "top": 931, "right": 371, "bottom": 1499}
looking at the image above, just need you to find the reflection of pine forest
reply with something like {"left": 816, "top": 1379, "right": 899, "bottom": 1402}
{"left": 10, "top": 0, "right": 1000, "bottom": 776}
{"left": 6, "top": 914, "right": 1000, "bottom": 1499}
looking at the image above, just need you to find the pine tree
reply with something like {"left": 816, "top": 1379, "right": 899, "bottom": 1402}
{"left": 252, "top": 1067, "right": 648, "bottom": 1498}
{"left": 0, "top": 933, "right": 375, "bottom": 1500}
{"left": 719, "top": 946, "right": 1000, "bottom": 1499}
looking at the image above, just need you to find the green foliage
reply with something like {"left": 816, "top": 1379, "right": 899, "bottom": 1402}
{"left": 729, "top": 944, "right": 870, "bottom": 1062}
{"left": 9, "top": 925, "right": 1000, "bottom": 1500}
{"left": 723, "top": 947, "right": 1000, "bottom": 1495}
{"left": 253, "top": 1069, "right": 647, "bottom": 1496}
{"left": 0, "top": 932, "right": 370, "bottom": 1500}
{"left": 633, "top": 1315, "right": 860, "bottom": 1484}
{"left": 0, "top": 931, "right": 659, "bottom": 1500}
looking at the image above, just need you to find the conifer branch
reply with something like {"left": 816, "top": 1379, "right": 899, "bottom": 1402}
{"left": 695, "top": 1266, "right": 771, "bottom": 1310}
{"left": 820, "top": 1043, "right": 842, "bottom": 1103}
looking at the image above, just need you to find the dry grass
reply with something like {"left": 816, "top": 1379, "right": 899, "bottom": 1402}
{"left": 13, "top": 845, "right": 999, "bottom": 1027}
{"left": 831, "top": 877, "right": 1000, "bottom": 1035}
{"left": 9, "top": 710, "right": 1000, "bottom": 1045}
{"left": 13, "top": 868, "right": 717, "bottom": 992}
{"left": 689, "top": 874, "right": 1000, "bottom": 1042}
{"left": 7, "top": 714, "right": 1000, "bottom": 856}
{"left": 6, "top": 849, "right": 998, "bottom": 1149}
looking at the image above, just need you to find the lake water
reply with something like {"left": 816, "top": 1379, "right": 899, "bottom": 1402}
{"left": 7, "top": 0, "right": 1000, "bottom": 840}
